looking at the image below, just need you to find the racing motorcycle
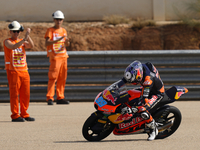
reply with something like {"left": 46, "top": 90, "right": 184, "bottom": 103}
{"left": 82, "top": 81, "right": 188, "bottom": 141}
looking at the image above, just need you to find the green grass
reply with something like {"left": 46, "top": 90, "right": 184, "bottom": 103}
{"left": 175, "top": 0, "right": 200, "bottom": 27}
{"left": 131, "top": 18, "right": 156, "bottom": 30}
{"left": 103, "top": 15, "right": 131, "bottom": 25}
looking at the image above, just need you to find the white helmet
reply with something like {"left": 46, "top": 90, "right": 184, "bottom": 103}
{"left": 8, "top": 21, "right": 24, "bottom": 31}
{"left": 52, "top": 10, "right": 64, "bottom": 19}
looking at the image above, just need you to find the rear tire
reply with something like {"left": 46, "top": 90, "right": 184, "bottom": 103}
{"left": 82, "top": 112, "right": 115, "bottom": 141}
{"left": 153, "top": 106, "right": 182, "bottom": 139}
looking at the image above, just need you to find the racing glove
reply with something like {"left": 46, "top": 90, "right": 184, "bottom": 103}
{"left": 131, "top": 106, "right": 138, "bottom": 113}
{"left": 121, "top": 107, "right": 132, "bottom": 115}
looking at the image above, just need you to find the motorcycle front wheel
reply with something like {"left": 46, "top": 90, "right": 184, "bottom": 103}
{"left": 153, "top": 105, "right": 182, "bottom": 139}
{"left": 82, "top": 112, "right": 115, "bottom": 141}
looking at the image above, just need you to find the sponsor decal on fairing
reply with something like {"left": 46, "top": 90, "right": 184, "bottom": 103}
{"left": 118, "top": 117, "right": 143, "bottom": 129}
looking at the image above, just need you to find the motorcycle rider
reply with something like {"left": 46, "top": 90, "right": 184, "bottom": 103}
{"left": 103, "top": 60, "right": 164, "bottom": 141}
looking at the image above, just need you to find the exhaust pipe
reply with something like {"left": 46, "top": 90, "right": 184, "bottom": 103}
{"left": 157, "top": 121, "right": 173, "bottom": 132}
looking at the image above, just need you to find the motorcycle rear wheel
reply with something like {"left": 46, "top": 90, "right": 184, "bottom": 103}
{"left": 82, "top": 112, "right": 115, "bottom": 141}
{"left": 154, "top": 106, "right": 182, "bottom": 139}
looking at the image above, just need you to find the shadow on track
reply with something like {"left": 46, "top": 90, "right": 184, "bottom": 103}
{"left": 54, "top": 138, "right": 146, "bottom": 143}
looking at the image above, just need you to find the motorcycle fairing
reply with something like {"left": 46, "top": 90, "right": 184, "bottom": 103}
{"left": 108, "top": 113, "right": 125, "bottom": 124}
{"left": 174, "top": 87, "right": 188, "bottom": 99}
{"left": 108, "top": 113, "right": 133, "bottom": 124}
{"left": 95, "top": 88, "right": 130, "bottom": 113}
{"left": 95, "top": 95, "right": 121, "bottom": 113}
{"left": 101, "top": 91, "right": 130, "bottom": 106}
{"left": 102, "top": 89, "right": 117, "bottom": 105}
{"left": 165, "top": 86, "right": 188, "bottom": 101}
{"left": 100, "top": 80, "right": 130, "bottom": 106}
{"left": 113, "top": 117, "right": 146, "bottom": 135}
{"left": 128, "top": 89, "right": 141, "bottom": 101}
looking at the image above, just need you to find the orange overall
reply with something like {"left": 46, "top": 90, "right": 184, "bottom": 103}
{"left": 45, "top": 27, "right": 69, "bottom": 101}
{"left": 4, "top": 38, "right": 30, "bottom": 119}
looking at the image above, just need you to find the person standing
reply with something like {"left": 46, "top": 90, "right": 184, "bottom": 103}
{"left": 4, "top": 21, "right": 35, "bottom": 122}
{"left": 45, "top": 10, "right": 70, "bottom": 105}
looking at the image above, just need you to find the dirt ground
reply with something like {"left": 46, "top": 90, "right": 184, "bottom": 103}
{"left": 0, "top": 21, "right": 200, "bottom": 51}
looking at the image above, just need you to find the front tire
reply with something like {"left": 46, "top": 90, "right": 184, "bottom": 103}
{"left": 82, "top": 112, "right": 115, "bottom": 141}
{"left": 153, "top": 106, "right": 182, "bottom": 139}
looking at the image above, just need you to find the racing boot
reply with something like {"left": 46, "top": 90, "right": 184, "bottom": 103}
{"left": 146, "top": 119, "right": 158, "bottom": 141}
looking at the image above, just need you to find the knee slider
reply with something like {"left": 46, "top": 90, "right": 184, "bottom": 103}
{"left": 141, "top": 112, "right": 150, "bottom": 120}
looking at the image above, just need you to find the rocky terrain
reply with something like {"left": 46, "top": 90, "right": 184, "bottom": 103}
{"left": 0, "top": 21, "right": 200, "bottom": 51}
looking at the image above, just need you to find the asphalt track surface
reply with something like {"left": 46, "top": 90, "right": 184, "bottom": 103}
{"left": 0, "top": 101, "right": 199, "bottom": 150}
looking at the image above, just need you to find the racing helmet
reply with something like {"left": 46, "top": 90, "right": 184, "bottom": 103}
{"left": 124, "top": 60, "right": 143, "bottom": 83}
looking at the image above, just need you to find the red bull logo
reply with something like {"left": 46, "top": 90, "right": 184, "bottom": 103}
{"left": 175, "top": 91, "right": 184, "bottom": 99}
{"left": 177, "top": 91, "right": 184, "bottom": 97}
{"left": 118, "top": 117, "right": 143, "bottom": 129}
{"left": 103, "top": 89, "right": 117, "bottom": 105}
{"left": 115, "top": 113, "right": 132, "bottom": 122}
{"left": 136, "top": 69, "right": 142, "bottom": 80}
